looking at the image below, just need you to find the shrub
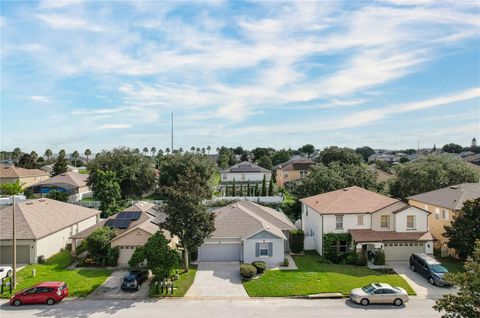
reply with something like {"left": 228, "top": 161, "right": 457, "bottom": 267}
{"left": 340, "top": 251, "right": 358, "bottom": 265}
{"left": 282, "top": 257, "right": 289, "bottom": 267}
{"left": 317, "top": 255, "right": 332, "bottom": 264}
{"left": 374, "top": 250, "right": 386, "bottom": 265}
{"left": 289, "top": 229, "right": 305, "bottom": 253}
{"left": 356, "top": 252, "right": 368, "bottom": 266}
{"left": 252, "top": 261, "right": 266, "bottom": 274}
{"left": 240, "top": 264, "right": 257, "bottom": 280}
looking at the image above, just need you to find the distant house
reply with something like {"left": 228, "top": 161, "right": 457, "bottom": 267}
{"left": 198, "top": 201, "right": 295, "bottom": 266}
{"left": 40, "top": 164, "right": 79, "bottom": 175}
{"left": 0, "top": 199, "right": 100, "bottom": 264}
{"left": 367, "top": 164, "right": 395, "bottom": 183}
{"left": 27, "top": 171, "right": 92, "bottom": 201}
{"left": 408, "top": 183, "right": 480, "bottom": 257}
{"left": 220, "top": 162, "right": 272, "bottom": 193}
{"left": 70, "top": 201, "right": 176, "bottom": 267}
{"left": 301, "top": 186, "right": 433, "bottom": 262}
{"left": 273, "top": 158, "right": 315, "bottom": 188}
{"left": 0, "top": 165, "right": 50, "bottom": 188}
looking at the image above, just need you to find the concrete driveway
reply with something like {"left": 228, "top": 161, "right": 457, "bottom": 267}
{"left": 185, "top": 262, "right": 248, "bottom": 298}
{"left": 388, "top": 262, "right": 457, "bottom": 299}
{"left": 88, "top": 270, "right": 152, "bottom": 299}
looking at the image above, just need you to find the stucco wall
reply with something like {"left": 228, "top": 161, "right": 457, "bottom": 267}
{"left": 243, "top": 231, "right": 284, "bottom": 266}
{"left": 276, "top": 170, "right": 308, "bottom": 187}
{"left": 301, "top": 204, "right": 323, "bottom": 254}
{"left": 394, "top": 207, "right": 428, "bottom": 232}
{"left": 409, "top": 199, "right": 452, "bottom": 247}
{"left": 221, "top": 172, "right": 271, "bottom": 183}
{"left": 372, "top": 210, "right": 395, "bottom": 231}
{"left": 323, "top": 214, "right": 372, "bottom": 233}
{"left": 111, "top": 229, "right": 152, "bottom": 247}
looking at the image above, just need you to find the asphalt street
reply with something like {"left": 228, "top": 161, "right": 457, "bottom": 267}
{"left": 0, "top": 297, "right": 442, "bottom": 318}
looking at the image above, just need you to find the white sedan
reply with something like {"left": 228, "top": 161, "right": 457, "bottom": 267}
{"left": 350, "top": 283, "right": 409, "bottom": 306}
{"left": 0, "top": 266, "right": 13, "bottom": 280}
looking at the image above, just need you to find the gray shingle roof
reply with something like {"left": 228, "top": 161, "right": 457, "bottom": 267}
{"left": 28, "top": 171, "right": 88, "bottom": 189}
{"left": 408, "top": 183, "right": 480, "bottom": 210}
{"left": 221, "top": 161, "right": 271, "bottom": 173}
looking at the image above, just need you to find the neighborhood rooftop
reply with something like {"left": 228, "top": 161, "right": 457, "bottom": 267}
{"left": 0, "top": 165, "right": 50, "bottom": 178}
{"left": 408, "top": 183, "right": 480, "bottom": 210}
{"left": 222, "top": 161, "right": 271, "bottom": 173}
{"left": 28, "top": 171, "right": 88, "bottom": 189}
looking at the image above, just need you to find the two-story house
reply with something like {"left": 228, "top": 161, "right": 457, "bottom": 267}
{"left": 273, "top": 158, "right": 315, "bottom": 187}
{"left": 220, "top": 162, "right": 272, "bottom": 194}
{"left": 300, "top": 186, "right": 433, "bottom": 262}
{"left": 408, "top": 183, "right": 480, "bottom": 257}
{"left": 0, "top": 165, "right": 50, "bottom": 188}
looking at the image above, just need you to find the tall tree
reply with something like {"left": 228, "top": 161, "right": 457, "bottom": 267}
{"left": 84, "top": 149, "right": 92, "bottom": 163}
{"left": 143, "top": 147, "right": 149, "bottom": 156}
{"left": 71, "top": 150, "right": 80, "bottom": 167}
{"left": 44, "top": 149, "right": 53, "bottom": 162}
{"left": 12, "top": 148, "right": 22, "bottom": 161}
{"left": 442, "top": 143, "right": 463, "bottom": 154}
{"left": 87, "top": 148, "right": 156, "bottom": 198}
{"left": 434, "top": 240, "right": 480, "bottom": 318}
{"left": 389, "top": 155, "right": 479, "bottom": 199}
{"left": 217, "top": 147, "right": 235, "bottom": 169}
{"left": 201, "top": 147, "right": 205, "bottom": 155}
{"left": 17, "top": 153, "right": 36, "bottom": 169}
{"left": 133, "top": 148, "right": 140, "bottom": 154}
{"left": 59, "top": 149, "right": 66, "bottom": 156}
{"left": 232, "top": 178, "right": 236, "bottom": 196}
{"left": 268, "top": 178, "right": 274, "bottom": 196}
{"left": 196, "top": 147, "right": 201, "bottom": 153}
{"left": 247, "top": 180, "right": 251, "bottom": 196}
{"left": 261, "top": 175, "right": 267, "bottom": 196}
{"left": 257, "top": 155, "right": 273, "bottom": 170}
{"left": 190, "top": 146, "right": 195, "bottom": 152}
{"left": 52, "top": 152, "right": 68, "bottom": 176}
{"left": 151, "top": 147, "right": 156, "bottom": 158}
{"left": 272, "top": 149, "right": 292, "bottom": 166}
{"left": 298, "top": 144, "right": 315, "bottom": 158}
{"left": 85, "top": 227, "right": 117, "bottom": 264}
{"left": 254, "top": 182, "right": 259, "bottom": 196}
{"left": 355, "top": 146, "right": 375, "bottom": 162}
{"left": 159, "top": 153, "right": 216, "bottom": 271}
{"left": 165, "top": 148, "right": 170, "bottom": 155}
{"left": 443, "top": 199, "right": 480, "bottom": 260}
{"left": 90, "top": 170, "right": 124, "bottom": 218}
{"left": 30, "top": 151, "right": 38, "bottom": 162}
{"left": 207, "top": 146, "right": 211, "bottom": 154}
{"left": 318, "top": 146, "right": 362, "bottom": 166}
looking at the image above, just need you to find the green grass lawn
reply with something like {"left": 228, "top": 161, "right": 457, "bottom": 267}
{"left": 0, "top": 251, "right": 112, "bottom": 299}
{"left": 243, "top": 252, "right": 415, "bottom": 297}
{"left": 149, "top": 266, "right": 197, "bottom": 297}
{"left": 433, "top": 251, "right": 465, "bottom": 273}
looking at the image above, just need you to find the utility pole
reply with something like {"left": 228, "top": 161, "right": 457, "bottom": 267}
{"left": 12, "top": 194, "right": 16, "bottom": 287}
{"left": 171, "top": 112, "right": 174, "bottom": 153}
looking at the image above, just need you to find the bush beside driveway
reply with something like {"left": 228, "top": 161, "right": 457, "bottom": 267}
{"left": 150, "top": 266, "right": 197, "bottom": 297}
{"left": 243, "top": 251, "right": 415, "bottom": 297}
{"left": 0, "top": 251, "right": 112, "bottom": 299}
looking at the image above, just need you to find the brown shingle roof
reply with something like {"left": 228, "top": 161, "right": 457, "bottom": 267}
{"left": 0, "top": 166, "right": 49, "bottom": 179}
{"left": 0, "top": 199, "right": 100, "bottom": 240}
{"left": 349, "top": 229, "right": 434, "bottom": 243}
{"left": 408, "top": 183, "right": 480, "bottom": 210}
{"left": 301, "top": 186, "right": 398, "bottom": 215}
{"left": 274, "top": 159, "right": 315, "bottom": 171}
{"left": 28, "top": 171, "right": 87, "bottom": 189}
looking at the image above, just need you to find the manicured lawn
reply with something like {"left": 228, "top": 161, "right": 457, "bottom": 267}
{"left": 0, "top": 251, "right": 112, "bottom": 298}
{"left": 149, "top": 266, "right": 197, "bottom": 297}
{"left": 433, "top": 252, "right": 465, "bottom": 273}
{"left": 243, "top": 252, "right": 415, "bottom": 297}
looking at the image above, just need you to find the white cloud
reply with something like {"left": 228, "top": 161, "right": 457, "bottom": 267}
{"left": 31, "top": 95, "right": 49, "bottom": 102}
{"left": 35, "top": 14, "right": 103, "bottom": 32}
{"left": 97, "top": 124, "right": 132, "bottom": 130}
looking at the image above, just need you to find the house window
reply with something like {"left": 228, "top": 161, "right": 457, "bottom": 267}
{"left": 260, "top": 243, "right": 269, "bottom": 256}
{"left": 442, "top": 210, "right": 449, "bottom": 219}
{"left": 337, "top": 240, "right": 348, "bottom": 254}
{"left": 435, "top": 208, "right": 440, "bottom": 220}
{"left": 284, "top": 173, "right": 289, "bottom": 179}
{"left": 407, "top": 215, "right": 416, "bottom": 229}
{"left": 381, "top": 215, "right": 390, "bottom": 228}
{"left": 335, "top": 216, "right": 343, "bottom": 229}
{"left": 357, "top": 215, "right": 364, "bottom": 225}
{"left": 300, "top": 170, "right": 308, "bottom": 178}
{"left": 222, "top": 174, "right": 226, "bottom": 180}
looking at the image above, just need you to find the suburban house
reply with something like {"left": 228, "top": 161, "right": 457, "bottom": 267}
{"left": 26, "top": 171, "right": 92, "bottom": 201}
{"left": 70, "top": 201, "right": 176, "bottom": 266}
{"left": 0, "top": 165, "right": 50, "bottom": 188}
{"left": 40, "top": 164, "right": 79, "bottom": 175}
{"left": 198, "top": 201, "right": 295, "bottom": 266}
{"left": 367, "top": 164, "right": 395, "bottom": 183}
{"left": 300, "top": 186, "right": 434, "bottom": 262}
{"left": 273, "top": 158, "right": 315, "bottom": 187}
{"left": 408, "top": 183, "right": 480, "bottom": 256}
{"left": 220, "top": 162, "right": 272, "bottom": 194}
{"left": 0, "top": 198, "right": 100, "bottom": 264}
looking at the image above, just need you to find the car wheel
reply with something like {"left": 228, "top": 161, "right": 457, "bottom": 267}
{"left": 410, "top": 264, "right": 415, "bottom": 271}
{"left": 13, "top": 299, "right": 22, "bottom": 307}
{"left": 6, "top": 270, "right": 12, "bottom": 277}
{"left": 46, "top": 298, "right": 55, "bottom": 305}
{"left": 360, "top": 298, "right": 369, "bottom": 306}
{"left": 394, "top": 298, "right": 403, "bottom": 306}
{"left": 429, "top": 277, "right": 436, "bottom": 285}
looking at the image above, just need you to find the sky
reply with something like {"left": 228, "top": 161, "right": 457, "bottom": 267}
{"left": 1, "top": 0, "right": 479, "bottom": 154}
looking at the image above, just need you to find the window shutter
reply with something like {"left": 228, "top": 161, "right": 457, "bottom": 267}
{"left": 255, "top": 243, "right": 260, "bottom": 257}
{"left": 268, "top": 242, "right": 273, "bottom": 256}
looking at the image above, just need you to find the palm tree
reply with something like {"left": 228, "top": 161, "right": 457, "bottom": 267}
{"left": 179, "top": 147, "right": 183, "bottom": 153}
{"left": 71, "top": 150, "right": 79, "bottom": 167}
{"left": 84, "top": 149, "right": 92, "bottom": 163}
{"left": 165, "top": 148, "right": 170, "bottom": 155}
{"left": 196, "top": 147, "right": 201, "bottom": 153}
{"left": 44, "top": 149, "right": 52, "bottom": 161}
{"left": 201, "top": 147, "right": 206, "bottom": 155}
{"left": 207, "top": 146, "right": 211, "bottom": 154}
{"left": 30, "top": 151, "right": 38, "bottom": 162}
{"left": 143, "top": 147, "right": 149, "bottom": 156}
{"left": 190, "top": 146, "right": 195, "bottom": 152}
{"left": 158, "top": 149, "right": 164, "bottom": 156}
{"left": 59, "top": 149, "right": 66, "bottom": 156}
{"left": 216, "top": 147, "right": 220, "bottom": 153}
{"left": 151, "top": 147, "right": 156, "bottom": 158}
{"left": 133, "top": 148, "right": 140, "bottom": 154}
{"left": 12, "top": 147, "right": 22, "bottom": 160}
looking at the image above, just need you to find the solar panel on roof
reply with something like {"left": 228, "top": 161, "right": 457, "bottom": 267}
{"left": 104, "top": 219, "right": 116, "bottom": 227}
{"left": 115, "top": 218, "right": 131, "bottom": 229}
{"left": 116, "top": 211, "right": 141, "bottom": 220}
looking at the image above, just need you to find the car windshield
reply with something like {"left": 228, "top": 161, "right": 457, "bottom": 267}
{"left": 362, "top": 284, "right": 376, "bottom": 294}
{"left": 429, "top": 264, "right": 448, "bottom": 273}
{"left": 124, "top": 275, "right": 136, "bottom": 282}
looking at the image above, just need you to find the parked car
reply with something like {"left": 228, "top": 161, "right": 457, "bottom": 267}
{"left": 10, "top": 282, "right": 69, "bottom": 306}
{"left": 0, "top": 266, "right": 13, "bottom": 280}
{"left": 409, "top": 253, "right": 451, "bottom": 286}
{"left": 121, "top": 270, "right": 149, "bottom": 291}
{"left": 350, "top": 283, "right": 409, "bottom": 306}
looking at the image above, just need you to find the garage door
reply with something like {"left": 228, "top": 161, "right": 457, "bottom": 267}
{"left": 384, "top": 242, "right": 425, "bottom": 261}
{"left": 198, "top": 243, "right": 241, "bottom": 261}
{"left": 117, "top": 247, "right": 136, "bottom": 266}
{"left": 0, "top": 246, "right": 31, "bottom": 264}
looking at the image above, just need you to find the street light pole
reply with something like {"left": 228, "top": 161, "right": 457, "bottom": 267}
{"left": 12, "top": 194, "right": 16, "bottom": 287}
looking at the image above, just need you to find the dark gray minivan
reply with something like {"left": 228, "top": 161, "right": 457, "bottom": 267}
{"left": 409, "top": 253, "right": 451, "bottom": 286}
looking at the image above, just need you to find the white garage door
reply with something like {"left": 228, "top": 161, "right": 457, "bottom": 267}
{"left": 117, "top": 246, "right": 136, "bottom": 266}
{"left": 384, "top": 242, "right": 425, "bottom": 261}
{"left": 0, "top": 245, "right": 31, "bottom": 264}
{"left": 198, "top": 243, "right": 241, "bottom": 261}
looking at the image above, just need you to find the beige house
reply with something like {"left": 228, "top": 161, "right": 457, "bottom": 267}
{"left": 0, "top": 199, "right": 100, "bottom": 264}
{"left": 0, "top": 165, "right": 50, "bottom": 188}
{"left": 408, "top": 183, "right": 480, "bottom": 256}
{"left": 273, "top": 158, "right": 315, "bottom": 188}
{"left": 27, "top": 171, "right": 92, "bottom": 201}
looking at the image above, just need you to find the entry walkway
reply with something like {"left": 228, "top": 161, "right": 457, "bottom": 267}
{"left": 185, "top": 262, "right": 248, "bottom": 298}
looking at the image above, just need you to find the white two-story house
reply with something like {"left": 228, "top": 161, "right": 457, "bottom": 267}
{"left": 300, "top": 186, "right": 434, "bottom": 262}
{"left": 220, "top": 162, "right": 272, "bottom": 195}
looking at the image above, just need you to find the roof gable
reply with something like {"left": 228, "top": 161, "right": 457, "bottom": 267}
{"left": 222, "top": 161, "right": 271, "bottom": 173}
{"left": 408, "top": 183, "right": 480, "bottom": 210}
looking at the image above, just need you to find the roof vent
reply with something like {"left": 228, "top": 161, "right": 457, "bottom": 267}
{"left": 25, "top": 202, "right": 33, "bottom": 205}
{"left": 343, "top": 188, "right": 349, "bottom": 191}
{"left": 450, "top": 185, "right": 459, "bottom": 189}
{"left": 39, "top": 199, "right": 46, "bottom": 202}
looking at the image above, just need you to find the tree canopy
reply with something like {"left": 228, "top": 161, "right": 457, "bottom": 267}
{"left": 90, "top": 170, "right": 124, "bottom": 218}
{"left": 46, "top": 190, "right": 69, "bottom": 202}
{"left": 217, "top": 146, "right": 236, "bottom": 169}
{"left": 85, "top": 227, "right": 118, "bottom": 264}
{"left": 0, "top": 181, "right": 23, "bottom": 195}
{"left": 17, "top": 153, "right": 37, "bottom": 169}
{"left": 318, "top": 146, "right": 362, "bottom": 166}
{"left": 257, "top": 155, "right": 273, "bottom": 170}
{"left": 355, "top": 146, "right": 375, "bottom": 162}
{"left": 52, "top": 152, "right": 68, "bottom": 176}
{"left": 87, "top": 148, "right": 156, "bottom": 198}
{"left": 389, "top": 155, "right": 479, "bottom": 199}
{"left": 442, "top": 143, "right": 463, "bottom": 154}
{"left": 298, "top": 144, "right": 315, "bottom": 158}
{"left": 271, "top": 149, "right": 292, "bottom": 166}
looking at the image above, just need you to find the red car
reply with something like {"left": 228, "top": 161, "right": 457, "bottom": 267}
{"left": 10, "top": 282, "right": 69, "bottom": 306}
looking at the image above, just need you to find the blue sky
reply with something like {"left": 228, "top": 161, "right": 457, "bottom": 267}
{"left": 1, "top": 0, "right": 479, "bottom": 153}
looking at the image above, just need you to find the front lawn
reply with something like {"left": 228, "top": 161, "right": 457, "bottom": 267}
{"left": 149, "top": 266, "right": 197, "bottom": 297}
{"left": 433, "top": 251, "right": 465, "bottom": 273}
{"left": 1, "top": 250, "right": 112, "bottom": 298}
{"left": 243, "top": 251, "right": 415, "bottom": 297}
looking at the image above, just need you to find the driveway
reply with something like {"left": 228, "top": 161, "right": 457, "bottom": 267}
{"left": 388, "top": 262, "right": 457, "bottom": 299}
{"left": 185, "top": 262, "right": 248, "bottom": 298}
{"left": 88, "top": 270, "right": 152, "bottom": 299}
